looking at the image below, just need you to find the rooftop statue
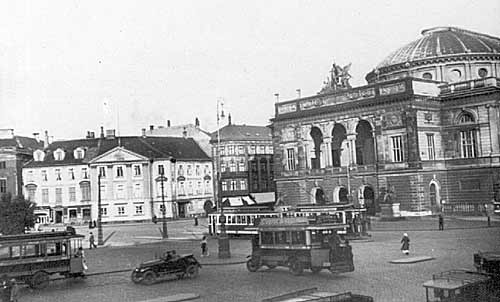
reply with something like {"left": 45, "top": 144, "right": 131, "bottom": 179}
{"left": 319, "top": 62, "right": 352, "bottom": 94}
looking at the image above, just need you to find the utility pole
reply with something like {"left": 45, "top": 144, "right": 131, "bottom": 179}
{"left": 159, "top": 169, "right": 168, "bottom": 239}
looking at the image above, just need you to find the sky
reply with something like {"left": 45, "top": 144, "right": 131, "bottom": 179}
{"left": 1, "top": 0, "right": 499, "bottom": 140}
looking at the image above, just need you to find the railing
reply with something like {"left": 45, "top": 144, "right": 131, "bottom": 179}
{"left": 443, "top": 202, "right": 486, "bottom": 216}
{"left": 440, "top": 77, "right": 500, "bottom": 94}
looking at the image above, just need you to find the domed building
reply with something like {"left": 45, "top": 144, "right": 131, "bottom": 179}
{"left": 271, "top": 27, "right": 500, "bottom": 217}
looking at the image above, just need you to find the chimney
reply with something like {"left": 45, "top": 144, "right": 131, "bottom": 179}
{"left": 100, "top": 126, "right": 105, "bottom": 138}
{"left": 44, "top": 130, "right": 49, "bottom": 148}
{"left": 182, "top": 127, "right": 188, "bottom": 138}
{"left": 141, "top": 128, "right": 146, "bottom": 137}
{"left": 167, "top": 120, "right": 171, "bottom": 127}
{"left": 149, "top": 125, "right": 154, "bottom": 131}
{"left": 296, "top": 89, "right": 301, "bottom": 98}
{"left": 195, "top": 117, "right": 200, "bottom": 128}
{"left": 33, "top": 132, "right": 40, "bottom": 142}
{"left": 86, "top": 131, "right": 95, "bottom": 139}
{"left": 228, "top": 113, "right": 232, "bottom": 125}
{"left": 105, "top": 129, "right": 116, "bottom": 139}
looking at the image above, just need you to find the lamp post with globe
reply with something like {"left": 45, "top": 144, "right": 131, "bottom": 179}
{"left": 216, "top": 99, "right": 230, "bottom": 258}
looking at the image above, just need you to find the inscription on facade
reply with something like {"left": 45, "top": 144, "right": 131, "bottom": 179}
{"left": 277, "top": 103, "right": 297, "bottom": 114}
{"left": 298, "top": 88, "right": 376, "bottom": 111}
{"left": 379, "top": 82, "right": 406, "bottom": 96}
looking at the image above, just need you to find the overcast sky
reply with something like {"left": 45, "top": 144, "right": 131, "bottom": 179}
{"left": 1, "top": 0, "right": 499, "bottom": 140}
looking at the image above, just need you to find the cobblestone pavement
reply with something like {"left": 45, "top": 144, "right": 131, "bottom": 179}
{"left": 19, "top": 217, "right": 500, "bottom": 302}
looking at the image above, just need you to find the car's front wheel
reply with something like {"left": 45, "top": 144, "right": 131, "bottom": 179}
{"left": 185, "top": 265, "right": 199, "bottom": 278}
{"left": 246, "top": 258, "right": 260, "bottom": 272}
{"left": 131, "top": 270, "right": 142, "bottom": 284}
{"left": 141, "top": 270, "right": 157, "bottom": 285}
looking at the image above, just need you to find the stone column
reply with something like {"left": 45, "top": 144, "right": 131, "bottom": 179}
{"left": 346, "top": 134, "right": 357, "bottom": 165}
{"left": 324, "top": 137, "right": 332, "bottom": 167}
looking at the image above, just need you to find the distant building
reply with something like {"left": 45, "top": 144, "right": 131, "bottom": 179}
{"left": 271, "top": 27, "right": 500, "bottom": 217}
{"left": 143, "top": 117, "right": 212, "bottom": 157}
{"left": 0, "top": 129, "right": 43, "bottom": 199}
{"left": 210, "top": 118, "right": 275, "bottom": 207}
{"left": 23, "top": 128, "right": 213, "bottom": 225}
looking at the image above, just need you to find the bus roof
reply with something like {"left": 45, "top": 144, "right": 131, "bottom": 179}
{"left": 0, "top": 231, "right": 84, "bottom": 244}
{"left": 255, "top": 217, "right": 347, "bottom": 231}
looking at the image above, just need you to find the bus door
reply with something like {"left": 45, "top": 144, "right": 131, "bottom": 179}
{"left": 310, "top": 230, "right": 330, "bottom": 267}
{"left": 69, "top": 238, "right": 84, "bottom": 273}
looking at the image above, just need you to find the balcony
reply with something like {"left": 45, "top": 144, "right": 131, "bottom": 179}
{"left": 440, "top": 77, "right": 500, "bottom": 94}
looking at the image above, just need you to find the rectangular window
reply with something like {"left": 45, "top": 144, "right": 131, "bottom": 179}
{"left": 259, "top": 146, "right": 265, "bottom": 154}
{"left": 55, "top": 188, "right": 62, "bottom": 204}
{"left": 69, "top": 187, "right": 76, "bottom": 202}
{"left": 228, "top": 146, "right": 234, "bottom": 155}
{"left": 55, "top": 168, "right": 62, "bottom": 181}
{"left": 135, "top": 205, "right": 143, "bottom": 215}
{"left": 221, "top": 181, "right": 227, "bottom": 191}
{"left": 240, "top": 180, "right": 246, "bottom": 190}
{"left": 204, "top": 165, "right": 210, "bottom": 175}
{"left": 27, "top": 170, "right": 34, "bottom": 182}
{"left": 41, "top": 170, "right": 48, "bottom": 181}
{"left": 82, "top": 168, "right": 88, "bottom": 179}
{"left": 42, "top": 188, "right": 49, "bottom": 203}
{"left": 391, "top": 136, "right": 403, "bottom": 162}
{"left": 286, "top": 148, "right": 296, "bottom": 170}
{"left": 27, "top": 187, "right": 36, "bottom": 201}
{"left": 238, "top": 146, "right": 244, "bottom": 154}
{"left": 0, "top": 161, "right": 5, "bottom": 169}
{"left": 196, "top": 181, "right": 202, "bottom": 195}
{"left": 116, "top": 166, "right": 124, "bottom": 178}
{"left": 426, "top": 133, "right": 435, "bottom": 160}
{"left": 238, "top": 161, "right": 245, "bottom": 171}
{"left": 177, "top": 165, "right": 184, "bottom": 176}
{"left": 99, "top": 166, "right": 106, "bottom": 178}
{"left": 158, "top": 164, "right": 164, "bottom": 175}
{"left": 230, "top": 180, "right": 237, "bottom": 191}
{"left": 68, "top": 168, "right": 75, "bottom": 180}
{"left": 179, "top": 182, "right": 186, "bottom": 196}
{"left": 100, "top": 207, "right": 108, "bottom": 216}
{"left": 133, "top": 164, "right": 141, "bottom": 177}
{"left": 205, "top": 181, "right": 211, "bottom": 194}
{"left": 117, "top": 206, "right": 125, "bottom": 216}
{"left": 460, "top": 130, "right": 476, "bottom": 158}
{"left": 187, "top": 165, "right": 192, "bottom": 175}
{"left": 195, "top": 165, "right": 200, "bottom": 176}
{"left": 0, "top": 179, "right": 6, "bottom": 193}
{"left": 133, "top": 183, "right": 143, "bottom": 198}
{"left": 219, "top": 146, "right": 225, "bottom": 156}
{"left": 249, "top": 145, "right": 256, "bottom": 154}
{"left": 187, "top": 181, "right": 193, "bottom": 195}
{"left": 100, "top": 184, "right": 107, "bottom": 199}
{"left": 230, "top": 162, "right": 237, "bottom": 172}
{"left": 81, "top": 184, "right": 90, "bottom": 200}
{"left": 115, "top": 184, "right": 125, "bottom": 199}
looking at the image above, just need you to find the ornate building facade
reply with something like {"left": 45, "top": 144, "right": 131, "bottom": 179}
{"left": 272, "top": 27, "right": 500, "bottom": 216}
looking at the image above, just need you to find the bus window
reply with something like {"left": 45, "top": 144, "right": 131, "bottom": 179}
{"left": 275, "top": 231, "right": 288, "bottom": 244}
{"left": 246, "top": 216, "right": 251, "bottom": 224}
{"left": 237, "top": 216, "right": 242, "bottom": 224}
{"left": 291, "top": 231, "right": 306, "bottom": 245}
{"left": 311, "top": 231, "right": 322, "bottom": 244}
{"left": 22, "top": 244, "right": 40, "bottom": 258}
{"left": 10, "top": 246, "right": 21, "bottom": 258}
{"left": 261, "top": 232, "right": 273, "bottom": 244}
{"left": 231, "top": 216, "right": 236, "bottom": 224}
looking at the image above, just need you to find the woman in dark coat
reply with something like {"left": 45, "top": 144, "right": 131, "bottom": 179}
{"left": 401, "top": 233, "right": 410, "bottom": 255}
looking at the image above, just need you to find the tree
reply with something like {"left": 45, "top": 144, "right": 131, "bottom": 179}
{"left": 0, "top": 193, "right": 36, "bottom": 235}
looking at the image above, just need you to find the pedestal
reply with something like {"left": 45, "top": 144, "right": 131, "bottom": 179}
{"left": 218, "top": 235, "right": 231, "bottom": 259}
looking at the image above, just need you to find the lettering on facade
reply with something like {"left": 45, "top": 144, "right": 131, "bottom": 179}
{"left": 258, "top": 216, "right": 309, "bottom": 226}
{"left": 299, "top": 88, "right": 376, "bottom": 111}
{"left": 379, "top": 82, "right": 406, "bottom": 96}
{"left": 277, "top": 103, "right": 297, "bottom": 115}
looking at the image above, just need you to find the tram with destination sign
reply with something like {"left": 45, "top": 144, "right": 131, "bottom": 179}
{"left": 0, "top": 229, "right": 86, "bottom": 289}
{"left": 208, "top": 206, "right": 282, "bottom": 236}
{"left": 246, "top": 216, "right": 354, "bottom": 275}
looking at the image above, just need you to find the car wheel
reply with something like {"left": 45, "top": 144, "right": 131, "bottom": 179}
{"left": 131, "top": 271, "right": 142, "bottom": 284}
{"left": 289, "top": 259, "right": 303, "bottom": 276}
{"left": 246, "top": 258, "right": 260, "bottom": 272}
{"left": 31, "top": 271, "right": 50, "bottom": 289}
{"left": 185, "top": 265, "right": 199, "bottom": 278}
{"left": 142, "top": 270, "right": 157, "bottom": 285}
{"left": 310, "top": 267, "right": 322, "bottom": 274}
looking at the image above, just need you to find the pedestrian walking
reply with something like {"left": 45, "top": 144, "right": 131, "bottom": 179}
{"left": 89, "top": 232, "right": 97, "bottom": 249}
{"left": 400, "top": 233, "right": 410, "bottom": 255}
{"left": 438, "top": 214, "right": 444, "bottom": 230}
{"left": 200, "top": 235, "right": 208, "bottom": 257}
{"left": 9, "top": 279, "right": 18, "bottom": 302}
{"left": 194, "top": 215, "right": 198, "bottom": 226}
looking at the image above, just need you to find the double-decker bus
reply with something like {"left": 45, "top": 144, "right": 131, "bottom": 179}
{"left": 0, "top": 229, "right": 86, "bottom": 289}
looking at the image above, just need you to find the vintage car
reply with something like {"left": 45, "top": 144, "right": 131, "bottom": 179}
{"left": 246, "top": 216, "right": 354, "bottom": 276}
{"left": 131, "top": 250, "right": 201, "bottom": 285}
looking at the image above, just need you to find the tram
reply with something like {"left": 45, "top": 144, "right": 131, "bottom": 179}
{"left": 208, "top": 206, "right": 281, "bottom": 235}
{"left": 0, "top": 228, "right": 86, "bottom": 289}
{"left": 208, "top": 203, "right": 367, "bottom": 236}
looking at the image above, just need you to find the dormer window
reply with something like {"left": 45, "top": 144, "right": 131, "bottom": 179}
{"left": 54, "top": 149, "right": 65, "bottom": 161}
{"left": 34, "top": 150, "right": 45, "bottom": 161}
{"left": 74, "top": 147, "right": 85, "bottom": 159}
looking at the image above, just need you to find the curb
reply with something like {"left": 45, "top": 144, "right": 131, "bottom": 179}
{"left": 390, "top": 256, "right": 434, "bottom": 264}
{"left": 139, "top": 293, "right": 200, "bottom": 302}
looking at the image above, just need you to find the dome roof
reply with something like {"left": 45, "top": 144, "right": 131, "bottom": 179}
{"left": 376, "top": 27, "right": 500, "bottom": 69}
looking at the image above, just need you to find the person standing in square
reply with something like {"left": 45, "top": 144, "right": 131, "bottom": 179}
{"left": 400, "top": 233, "right": 410, "bottom": 255}
{"left": 89, "top": 232, "right": 97, "bottom": 249}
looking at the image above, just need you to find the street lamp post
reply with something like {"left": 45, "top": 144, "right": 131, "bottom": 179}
{"left": 217, "top": 99, "right": 230, "bottom": 258}
{"left": 97, "top": 173, "right": 104, "bottom": 245}
{"left": 159, "top": 169, "right": 168, "bottom": 239}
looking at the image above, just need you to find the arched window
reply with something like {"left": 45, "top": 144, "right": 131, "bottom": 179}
{"left": 310, "top": 127, "right": 323, "bottom": 169}
{"left": 33, "top": 150, "right": 45, "bottom": 161}
{"left": 54, "top": 148, "right": 65, "bottom": 161}
{"left": 331, "top": 124, "right": 347, "bottom": 167}
{"left": 355, "top": 120, "right": 375, "bottom": 165}
{"left": 457, "top": 112, "right": 478, "bottom": 158}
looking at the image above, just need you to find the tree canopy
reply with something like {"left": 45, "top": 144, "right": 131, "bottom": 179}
{"left": 0, "top": 193, "right": 36, "bottom": 235}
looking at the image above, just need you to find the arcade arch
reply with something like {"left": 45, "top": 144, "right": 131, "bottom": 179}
{"left": 355, "top": 120, "right": 375, "bottom": 165}
{"left": 331, "top": 124, "right": 347, "bottom": 167}
{"left": 310, "top": 127, "right": 324, "bottom": 169}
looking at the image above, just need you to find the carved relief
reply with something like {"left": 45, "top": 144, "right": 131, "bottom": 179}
{"left": 281, "top": 127, "right": 296, "bottom": 141}
{"left": 382, "top": 112, "right": 403, "bottom": 128}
